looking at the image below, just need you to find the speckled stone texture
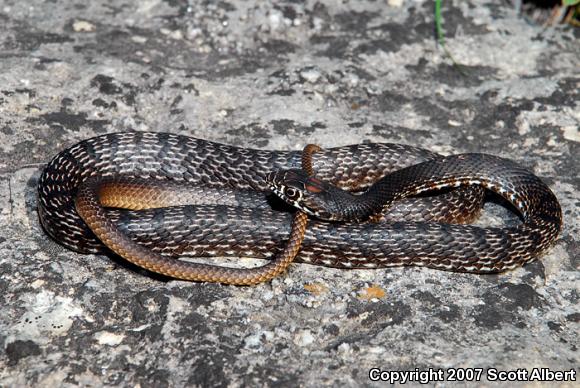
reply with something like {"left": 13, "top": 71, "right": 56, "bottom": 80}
{"left": 0, "top": 0, "right": 578, "bottom": 387}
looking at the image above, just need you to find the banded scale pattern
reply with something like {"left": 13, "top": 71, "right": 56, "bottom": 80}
{"left": 38, "top": 132, "right": 561, "bottom": 274}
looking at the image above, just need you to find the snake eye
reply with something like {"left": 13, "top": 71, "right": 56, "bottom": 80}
{"left": 284, "top": 187, "right": 300, "bottom": 201}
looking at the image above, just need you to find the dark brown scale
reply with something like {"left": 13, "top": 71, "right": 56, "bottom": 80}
{"left": 38, "top": 132, "right": 562, "bottom": 274}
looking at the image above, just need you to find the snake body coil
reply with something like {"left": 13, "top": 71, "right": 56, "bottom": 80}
{"left": 38, "top": 132, "right": 562, "bottom": 274}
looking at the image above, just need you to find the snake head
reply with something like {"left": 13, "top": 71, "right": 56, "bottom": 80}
{"left": 265, "top": 169, "right": 350, "bottom": 221}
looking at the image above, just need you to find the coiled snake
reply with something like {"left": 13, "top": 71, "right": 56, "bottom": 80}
{"left": 38, "top": 132, "right": 562, "bottom": 283}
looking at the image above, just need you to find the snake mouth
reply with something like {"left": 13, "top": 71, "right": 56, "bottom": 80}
{"left": 265, "top": 169, "right": 330, "bottom": 219}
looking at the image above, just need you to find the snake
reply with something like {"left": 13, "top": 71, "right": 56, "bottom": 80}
{"left": 38, "top": 131, "right": 562, "bottom": 277}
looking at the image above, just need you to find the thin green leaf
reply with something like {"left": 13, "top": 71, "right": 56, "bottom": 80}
{"left": 562, "top": 0, "right": 580, "bottom": 7}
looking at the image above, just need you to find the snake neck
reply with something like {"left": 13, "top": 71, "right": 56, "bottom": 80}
{"left": 319, "top": 173, "right": 426, "bottom": 221}
{"left": 320, "top": 186, "right": 386, "bottom": 222}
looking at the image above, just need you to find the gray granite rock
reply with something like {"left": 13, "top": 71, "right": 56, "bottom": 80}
{"left": 0, "top": 0, "right": 578, "bottom": 386}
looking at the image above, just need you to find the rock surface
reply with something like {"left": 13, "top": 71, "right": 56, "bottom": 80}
{"left": 0, "top": 0, "right": 578, "bottom": 386}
